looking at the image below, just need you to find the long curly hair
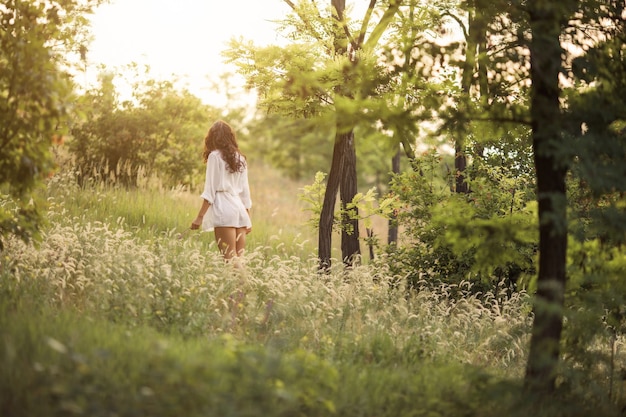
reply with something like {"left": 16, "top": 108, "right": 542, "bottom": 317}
{"left": 202, "top": 120, "right": 246, "bottom": 173}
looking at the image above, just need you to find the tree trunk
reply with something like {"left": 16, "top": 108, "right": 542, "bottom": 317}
{"left": 331, "top": 0, "right": 359, "bottom": 267}
{"left": 455, "top": 6, "right": 481, "bottom": 194}
{"left": 339, "top": 129, "right": 360, "bottom": 266}
{"left": 318, "top": 129, "right": 360, "bottom": 270}
{"left": 388, "top": 147, "right": 401, "bottom": 245}
{"left": 524, "top": 0, "right": 569, "bottom": 393}
{"left": 454, "top": 141, "right": 469, "bottom": 193}
{"left": 317, "top": 0, "right": 360, "bottom": 270}
{"left": 318, "top": 131, "right": 347, "bottom": 271}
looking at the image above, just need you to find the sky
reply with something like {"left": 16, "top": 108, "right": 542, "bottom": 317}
{"left": 87, "top": 0, "right": 292, "bottom": 107}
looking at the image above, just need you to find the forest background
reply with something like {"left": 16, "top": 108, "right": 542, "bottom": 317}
{"left": 1, "top": 0, "right": 625, "bottom": 416}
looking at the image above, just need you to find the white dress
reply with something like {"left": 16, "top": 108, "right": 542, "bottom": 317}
{"left": 200, "top": 150, "right": 252, "bottom": 232}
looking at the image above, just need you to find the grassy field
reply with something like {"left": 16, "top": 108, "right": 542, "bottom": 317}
{"left": 0, "top": 163, "right": 622, "bottom": 416}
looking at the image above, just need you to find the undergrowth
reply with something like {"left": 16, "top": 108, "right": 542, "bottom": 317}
{"left": 0, "top": 167, "right": 623, "bottom": 416}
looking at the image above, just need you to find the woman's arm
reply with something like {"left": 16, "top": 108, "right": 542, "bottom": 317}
{"left": 191, "top": 199, "right": 211, "bottom": 230}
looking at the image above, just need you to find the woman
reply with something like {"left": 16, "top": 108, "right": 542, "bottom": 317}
{"left": 191, "top": 120, "right": 252, "bottom": 260}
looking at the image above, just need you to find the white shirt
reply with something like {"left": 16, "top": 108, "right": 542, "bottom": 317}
{"left": 200, "top": 150, "right": 252, "bottom": 231}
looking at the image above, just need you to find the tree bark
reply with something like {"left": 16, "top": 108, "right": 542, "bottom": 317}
{"left": 455, "top": 6, "right": 482, "bottom": 194}
{"left": 388, "top": 147, "right": 401, "bottom": 245}
{"left": 318, "top": 131, "right": 347, "bottom": 271}
{"left": 524, "top": 0, "right": 570, "bottom": 394}
{"left": 339, "top": 129, "right": 360, "bottom": 265}
{"left": 316, "top": 0, "right": 361, "bottom": 270}
{"left": 454, "top": 141, "right": 469, "bottom": 193}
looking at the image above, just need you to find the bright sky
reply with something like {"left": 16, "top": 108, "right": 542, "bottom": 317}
{"left": 87, "top": 0, "right": 292, "bottom": 107}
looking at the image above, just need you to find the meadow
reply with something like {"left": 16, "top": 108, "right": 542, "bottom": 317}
{"left": 0, "top": 163, "right": 621, "bottom": 416}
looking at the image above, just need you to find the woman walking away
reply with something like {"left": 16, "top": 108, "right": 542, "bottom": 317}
{"left": 191, "top": 120, "right": 252, "bottom": 260}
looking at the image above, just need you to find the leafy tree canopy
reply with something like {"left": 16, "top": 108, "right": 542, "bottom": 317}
{"left": 68, "top": 64, "right": 227, "bottom": 189}
{"left": 0, "top": 0, "right": 106, "bottom": 247}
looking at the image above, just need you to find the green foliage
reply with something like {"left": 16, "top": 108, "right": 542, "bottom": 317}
{"left": 298, "top": 171, "right": 328, "bottom": 230}
{"left": 298, "top": 171, "right": 400, "bottom": 239}
{"left": 557, "top": 18, "right": 626, "bottom": 397}
{"left": 245, "top": 114, "right": 334, "bottom": 180}
{"left": 566, "top": 29, "right": 626, "bottom": 247}
{"left": 431, "top": 196, "right": 537, "bottom": 281}
{"left": 566, "top": 237, "right": 626, "bottom": 331}
{"left": 387, "top": 148, "right": 537, "bottom": 292}
{"left": 225, "top": 2, "right": 435, "bottom": 186}
{"left": 0, "top": 0, "right": 103, "bottom": 247}
{"left": 68, "top": 67, "right": 219, "bottom": 188}
{"left": 224, "top": 38, "right": 337, "bottom": 180}
{"left": 354, "top": 125, "right": 408, "bottom": 189}
{"left": 0, "top": 192, "right": 43, "bottom": 250}
{"left": 346, "top": 187, "right": 399, "bottom": 232}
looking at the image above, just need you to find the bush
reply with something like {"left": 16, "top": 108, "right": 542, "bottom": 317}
{"left": 386, "top": 150, "right": 537, "bottom": 294}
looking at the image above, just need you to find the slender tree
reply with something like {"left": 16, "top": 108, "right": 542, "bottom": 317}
{"left": 387, "top": 147, "right": 401, "bottom": 245}
{"left": 440, "top": 0, "right": 494, "bottom": 193}
{"left": 524, "top": 0, "right": 625, "bottom": 393}
{"left": 523, "top": 0, "right": 574, "bottom": 393}
{"left": 280, "top": 0, "right": 402, "bottom": 268}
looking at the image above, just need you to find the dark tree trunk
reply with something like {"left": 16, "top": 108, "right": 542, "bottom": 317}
{"left": 524, "top": 0, "right": 570, "bottom": 394}
{"left": 455, "top": 6, "right": 482, "bottom": 194}
{"left": 388, "top": 147, "right": 401, "bottom": 245}
{"left": 317, "top": 0, "right": 361, "bottom": 271}
{"left": 454, "top": 142, "right": 469, "bottom": 193}
{"left": 318, "top": 131, "right": 347, "bottom": 271}
{"left": 339, "top": 129, "right": 360, "bottom": 266}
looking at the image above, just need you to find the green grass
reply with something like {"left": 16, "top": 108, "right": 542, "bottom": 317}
{"left": 46, "top": 162, "right": 319, "bottom": 258}
{"left": 0, "top": 163, "right": 623, "bottom": 416}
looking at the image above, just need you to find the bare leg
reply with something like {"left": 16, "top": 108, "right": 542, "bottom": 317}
{"left": 235, "top": 227, "right": 247, "bottom": 256}
{"left": 214, "top": 227, "right": 237, "bottom": 260}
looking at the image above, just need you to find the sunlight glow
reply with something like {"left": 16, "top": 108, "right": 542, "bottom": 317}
{"left": 87, "top": 0, "right": 291, "bottom": 107}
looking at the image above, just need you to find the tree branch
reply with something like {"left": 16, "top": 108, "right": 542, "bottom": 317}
{"left": 283, "top": 0, "right": 325, "bottom": 43}
{"left": 331, "top": 0, "right": 359, "bottom": 51}
{"left": 357, "top": 0, "right": 377, "bottom": 47}
{"left": 441, "top": 11, "right": 468, "bottom": 40}
{"left": 364, "top": 0, "right": 401, "bottom": 49}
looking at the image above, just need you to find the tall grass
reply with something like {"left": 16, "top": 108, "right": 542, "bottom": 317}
{"left": 48, "top": 162, "right": 319, "bottom": 258}
{"left": 0, "top": 163, "right": 623, "bottom": 416}
{"left": 8, "top": 168, "right": 533, "bottom": 370}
